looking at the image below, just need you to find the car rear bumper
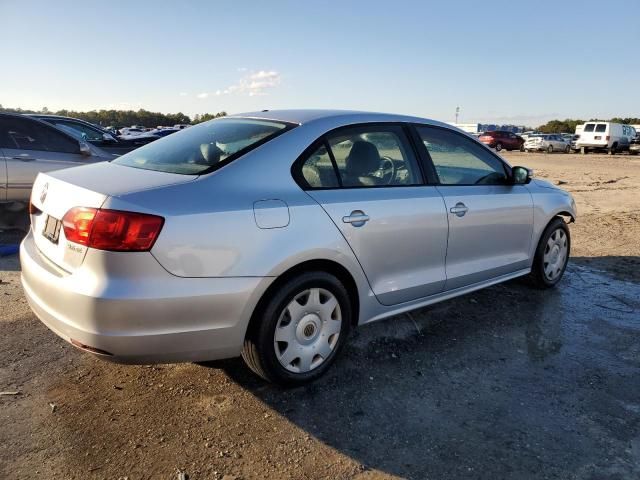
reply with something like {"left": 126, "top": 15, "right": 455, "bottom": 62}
{"left": 20, "top": 230, "right": 273, "bottom": 364}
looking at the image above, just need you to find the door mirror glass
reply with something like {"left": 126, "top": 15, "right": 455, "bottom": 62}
{"left": 512, "top": 166, "right": 532, "bottom": 184}
{"left": 79, "top": 141, "right": 92, "bottom": 156}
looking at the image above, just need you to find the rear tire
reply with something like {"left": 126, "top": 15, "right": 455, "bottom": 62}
{"left": 495, "top": 142, "right": 503, "bottom": 152}
{"left": 608, "top": 143, "right": 617, "bottom": 155}
{"left": 564, "top": 145, "right": 570, "bottom": 153}
{"left": 242, "top": 271, "right": 352, "bottom": 385}
{"left": 528, "top": 217, "right": 570, "bottom": 289}
{"left": 547, "top": 145, "right": 554, "bottom": 154}
{"left": 520, "top": 144, "right": 525, "bottom": 152}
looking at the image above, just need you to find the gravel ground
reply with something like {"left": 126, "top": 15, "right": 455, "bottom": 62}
{"left": 0, "top": 152, "right": 639, "bottom": 480}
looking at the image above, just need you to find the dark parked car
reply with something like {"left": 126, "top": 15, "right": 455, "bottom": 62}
{"left": 478, "top": 131, "right": 525, "bottom": 152}
{"left": 0, "top": 113, "right": 111, "bottom": 203}
{"left": 29, "top": 115, "right": 158, "bottom": 155}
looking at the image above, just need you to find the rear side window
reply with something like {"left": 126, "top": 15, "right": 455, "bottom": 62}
{"left": 113, "top": 118, "right": 291, "bottom": 175}
{"left": 326, "top": 127, "right": 422, "bottom": 187}
{"left": 0, "top": 116, "right": 79, "bottom": 153}
{"left": 584, "top": 123, "right": 595, "bottom": 132}
{"left": 595, "top": 124, "right": 606, "bottom": 133}
{"left": 300, "top": 144, "right": 340, "bottom": 188}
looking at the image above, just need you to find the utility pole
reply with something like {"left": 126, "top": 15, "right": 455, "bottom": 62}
{"left": 455, "top": 106, "right": 460, "bottom": 124}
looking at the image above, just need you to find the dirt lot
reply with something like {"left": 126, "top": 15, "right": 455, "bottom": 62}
{"left": 1, "top": 152, "right": 639, "bottom": 479}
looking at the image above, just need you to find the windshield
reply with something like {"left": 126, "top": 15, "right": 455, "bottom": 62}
{"left": 112, "top": 118, "right": 291, "bottom": 175}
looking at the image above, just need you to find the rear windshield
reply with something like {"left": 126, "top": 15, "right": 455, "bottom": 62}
{"left": 595, "top": 124, "right": 607, "bottom": 133}
{"left": 584, "top": 123, "right": 595, "bottom": 132}
{"left": 112, "top": 118, "right": 291, "bottom": 175}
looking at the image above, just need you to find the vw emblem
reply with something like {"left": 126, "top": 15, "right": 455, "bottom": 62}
{"left": 40, "top": 183, "right": 49, "bottom": 204}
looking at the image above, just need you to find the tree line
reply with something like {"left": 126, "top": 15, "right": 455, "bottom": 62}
{"left": 0, "top": 105, "right": 226, "bottom": 128}
{"left": 536, "top": 118, "right": 640, "bottom": 133}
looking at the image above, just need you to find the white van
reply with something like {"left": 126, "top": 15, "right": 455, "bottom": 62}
{"left": 575, "top": 122, "right": 636, "bottom": 154}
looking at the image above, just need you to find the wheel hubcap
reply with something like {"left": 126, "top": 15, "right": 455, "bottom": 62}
{"left": 543, "top": 228, "right": 568, "bottom": 281}
{"left": 274, "top": 288, "right": 342, "bottom": 373}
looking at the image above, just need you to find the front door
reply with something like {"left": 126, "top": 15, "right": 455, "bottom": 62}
{"left": 414, "top": 125, "right": 533, "bottom": 290}
{"left": 299, "top": 125, "right": 449, "bottom": 306}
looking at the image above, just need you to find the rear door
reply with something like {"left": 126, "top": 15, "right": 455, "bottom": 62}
{"left": 414, "top": 125, "right": 533, "bottom": 291}
{"left": 0, "top": 116, "right": 94, "bottom": 202}
{"left": 299, "top": 124, "right": 449, "bottom": 305}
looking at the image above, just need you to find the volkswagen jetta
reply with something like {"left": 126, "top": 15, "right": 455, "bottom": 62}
{"left": 20, "top": 110, "right": 576, "bottom": 385}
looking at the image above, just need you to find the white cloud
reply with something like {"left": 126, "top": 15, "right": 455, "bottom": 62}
{"left": 191, "top": 69, "right": 282, "bottom": 101}
{"left": 179, "top": 92, "right": 188, "bottom": 97}
{"left": 221, "top": 70, "right": 281, "bottom": 97}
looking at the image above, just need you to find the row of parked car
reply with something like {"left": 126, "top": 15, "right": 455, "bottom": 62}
{"left": 476, "top": 122, "right": 639, "bottom": 155}
{"left": 477, "top": 131, "right": 574, "bottom": 153}
{"left": 0, "top": 113, "right": 188, "bottom": 204}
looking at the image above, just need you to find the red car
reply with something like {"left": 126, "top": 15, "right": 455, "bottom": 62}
{"left": 478, "top": 131, "right": 525, "bottom": 152}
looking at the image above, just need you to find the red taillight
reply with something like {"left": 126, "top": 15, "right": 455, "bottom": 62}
{"left": 606, "top": 135, "right": 610, "bottom": 141}
{"left": 62, "top": 207, "right": 164, "bottom": 252}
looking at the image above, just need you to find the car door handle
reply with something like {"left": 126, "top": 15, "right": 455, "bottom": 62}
{"left": 12, "top": 156, "right": 36, "bottom": 162}
{"left": 449, "top": 202, "right": 468, "bottom": 217}
{"left": 342, "top": 210, "right": 370, "bottom": 226}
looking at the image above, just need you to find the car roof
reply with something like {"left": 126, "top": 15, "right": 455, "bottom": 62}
{"left": 228, "top": 109, "right": 453, "bottom": 129}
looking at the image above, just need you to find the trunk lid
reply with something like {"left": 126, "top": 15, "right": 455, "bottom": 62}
{"left": 29, "top": 162, "right": 196, "bottom": 272}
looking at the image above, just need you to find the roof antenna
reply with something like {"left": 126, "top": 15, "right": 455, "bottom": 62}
{"left": 261, "top": 109, "right": 269, "bottom": 112}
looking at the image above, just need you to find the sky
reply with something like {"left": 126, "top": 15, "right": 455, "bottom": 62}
{"left": 1, "top": 0, "right": 639, "bottom": 126}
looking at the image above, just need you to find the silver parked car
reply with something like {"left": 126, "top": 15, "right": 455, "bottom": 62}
{"left": 20, "top": 110, "right": 576, "bottom": 385}
{"left": 0, "top": 113, "right": 112, "bottom": 203}
{"left": 524, "top": 134, "right": 571, "bottom": 153}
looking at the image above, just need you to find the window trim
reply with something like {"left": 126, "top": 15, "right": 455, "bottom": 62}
{"left": 410, "top": 123, "right": 514, "bottom": 187}
{"left": 291, "top": 122, "right": 428, "bottom": 191}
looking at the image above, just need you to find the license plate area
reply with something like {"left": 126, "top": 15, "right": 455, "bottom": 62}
{"left": 42, "top": 215, "right": 62, "bottom": 244}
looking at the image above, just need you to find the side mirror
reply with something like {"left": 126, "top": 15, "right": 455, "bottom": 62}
{"left": 103, "top": 133, "right": 117, "bottom": 142}
{"left": 512, "top": 166, "right": 532, "bottom": 184}
{"left": 79, "top": 141, "right": 92, "bottom": 156}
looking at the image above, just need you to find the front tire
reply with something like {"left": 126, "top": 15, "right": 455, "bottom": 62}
{"left": 242, "top": 271, "right": 352, "bottom": 385}
{"left": 495, "top": 142, "right": 503, "bottom": 152}
{"left": 528, "top": 217, "right": 570, "bottom": 289}
{"left": 547, "top": 145, "right": 554, "bottom": 154}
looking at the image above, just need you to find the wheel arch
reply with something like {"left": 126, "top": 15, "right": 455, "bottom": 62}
{"left": 246, "top": 259, "right": 361, "bottom": 339}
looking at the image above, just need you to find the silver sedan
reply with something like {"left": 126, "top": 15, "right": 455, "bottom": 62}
{"left": 20, "top": 110, "right": 576, "bottom": 385}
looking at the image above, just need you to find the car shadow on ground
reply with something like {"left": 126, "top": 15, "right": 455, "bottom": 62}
{"left": 206, "top": 261, "right": 640, "bottom": 479}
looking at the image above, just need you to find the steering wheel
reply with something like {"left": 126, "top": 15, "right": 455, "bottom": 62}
{"left": 377, "top": 156, "right": 397, "bottom": 185}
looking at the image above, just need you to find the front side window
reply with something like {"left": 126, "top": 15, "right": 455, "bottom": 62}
{"left": 325, "top": 127, "right": 421, "bottom": 187}
{"left": 595, "top": 124, "right": 607, "bottom": 133}
{"left": 584, "top": 123, "right": 595, "bottom": 132}
{"left": 0, "top": 117, "right": 79, "bottom": 153}
{"left": 113, "top": 118, "right": 291, "bottom": 175}
{"left": 54, "top": 120, "right": 105, "bottom": 142}
{"left": 416, "top": 126, "right": 508, "bottom": 186}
